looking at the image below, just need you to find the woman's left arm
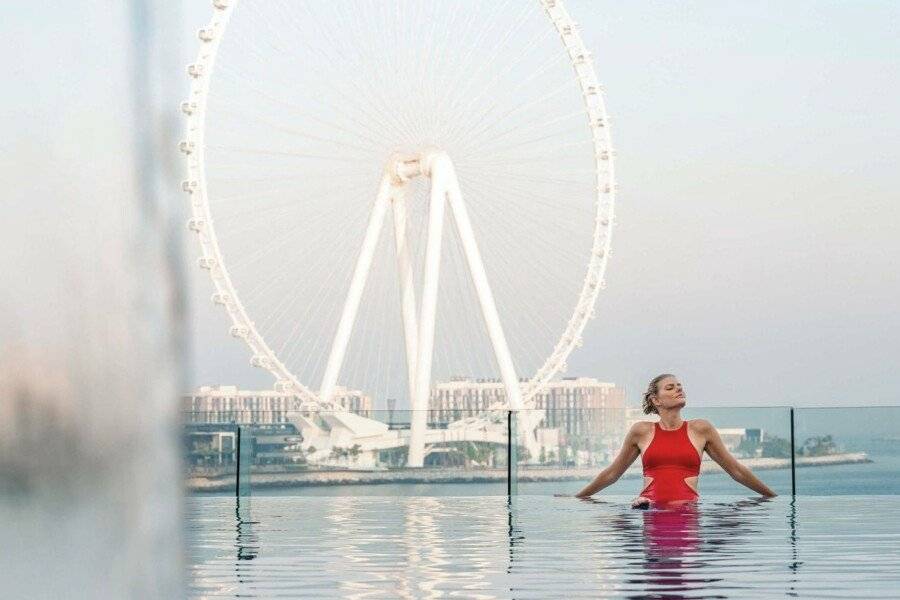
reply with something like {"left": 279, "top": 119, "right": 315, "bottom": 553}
{"left": 696, "top": 420, "right": 777, "bottom": 497}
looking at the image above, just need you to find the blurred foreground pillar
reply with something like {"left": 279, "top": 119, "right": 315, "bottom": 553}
{"left": 0, "top": 2, "right": 186, "bottom": 598}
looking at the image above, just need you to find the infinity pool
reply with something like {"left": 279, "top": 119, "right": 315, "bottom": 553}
{"left": 187, "top": 495, "right": 900, "bottom": 598}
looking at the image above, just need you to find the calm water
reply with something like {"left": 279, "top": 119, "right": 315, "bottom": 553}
{"left": 187, "top": 494, "right": 900, "bottom": 598}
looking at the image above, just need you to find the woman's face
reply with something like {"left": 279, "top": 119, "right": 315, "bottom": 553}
{"left": 653, "top": 376, "right": 686, "bottom": 412}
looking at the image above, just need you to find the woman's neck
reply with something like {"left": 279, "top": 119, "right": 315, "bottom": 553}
{"left": 657, "top": 411, "right": 683, "bottom": 430}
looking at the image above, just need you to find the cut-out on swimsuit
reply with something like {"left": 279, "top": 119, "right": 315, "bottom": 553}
{"left": 640, "top": 421, "right": 701, "bottom": 503}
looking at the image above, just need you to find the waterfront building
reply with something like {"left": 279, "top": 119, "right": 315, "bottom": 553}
{"left": 183, "top": 384, "right": 373, "bottom": 424}
{"left": 429, "top": 376, "right": 627, "bottom": 450}
{"left": 718, "top": 428, "right": 763, "bottom": 451}
{"left": 535, "top": 377, "right": 626, "bottom": 444}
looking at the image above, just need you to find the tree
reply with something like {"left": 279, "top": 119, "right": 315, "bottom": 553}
{"left": 736, "top": 437, "right": 761, "bottom": 458}
{"left": 801, "top": 435, "right": 837, "bottom": 457}
{"left": 515, "top": 445, "right": 531, "bottom": 462}
{"left": 761, "top": 435, "right": 792, "bottom": 458}
{"left": 379, "top": 446, "right": 408, "bottom": 467}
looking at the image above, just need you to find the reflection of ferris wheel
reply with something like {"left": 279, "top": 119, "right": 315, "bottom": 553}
{"left": 182, "top": 0, "right": 616, "bottom": 462}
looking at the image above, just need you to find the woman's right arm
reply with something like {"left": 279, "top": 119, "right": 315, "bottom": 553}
{"left": 574, "top": 424, "right": 642, "bottom": 498}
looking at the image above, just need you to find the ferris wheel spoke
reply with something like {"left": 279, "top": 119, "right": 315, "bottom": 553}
{"left": 233, "top": 208, "right": 371, "bottom": 318}
{"left": 255, "top": 212, "right": 370, "bottom": 339}
{"left": 445, "top": 51, "right": 571, "bottom": 150}
{"left": 326, "top": 2, "right": 426, "bottom": 145}
{"left": 215, "top": 85, "right": 394, "bottom": 153}
{"left": 467, "top": 125, "right": 594, "bottom": 158}
{"left": 216, "top": 66, "right": 404, "bottom": 151}
{"left": 209, "top": 106, "right": 386, "bottom": 157}
{"left": 453, "top": 80, "right": 578, "bottom": 154}
{"left": 472, "top": 109, "right": 585, "bottom": 150}
{"left": 205, "top": 145, "right": 372, "bottom": 164}
{"left": 228, "top": 17, "right": 417, "bottom": 149}
{"left": 462, "top": 187, "right": 579, "bottom": 345}
{"left": 224, "top": 201, "right": 366, "bottom": 275}
{"left": 458, "top": 186, "right": 595, "bottom": 258}
{"left": 211, "top": 177, "right": 371, "bottom": 223}
{"left": 427, "top": 0, "right": 521, "bottom": 122}
{"left": 442, "top": 26, "right": 562, "bottom": 143}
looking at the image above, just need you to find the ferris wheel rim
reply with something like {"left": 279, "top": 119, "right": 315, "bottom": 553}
{"left": 180, "top": 0, "right": 616, "bottom": 408}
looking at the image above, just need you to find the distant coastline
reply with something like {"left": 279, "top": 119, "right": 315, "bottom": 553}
{"left": 187, "top": 452, "right": 871, "bottom": 493}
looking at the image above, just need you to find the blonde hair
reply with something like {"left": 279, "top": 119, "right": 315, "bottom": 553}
{"left": 642, "top": 373, "right": 675, "bottom": 415}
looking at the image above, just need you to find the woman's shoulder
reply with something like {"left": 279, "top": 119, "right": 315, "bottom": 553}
{"left": 688, "top": 418, "right": 714, "bottom": 432}
{"left": 629, "top": 421, "right": 656, "bottom": 434}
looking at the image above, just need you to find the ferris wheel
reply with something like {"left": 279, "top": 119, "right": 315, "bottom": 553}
{"left": 182, "top": 0, "right": 616, "bottom": 464}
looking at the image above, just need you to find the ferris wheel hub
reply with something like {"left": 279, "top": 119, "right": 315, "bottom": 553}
{"left": 385, "top": 148, "right": 446, "bottom": 185}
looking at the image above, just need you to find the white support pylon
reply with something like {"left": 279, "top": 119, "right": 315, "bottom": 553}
{"left": 407, "top": 154, "right": 448, "bottom": 468}
{"left": 319, "top": 176, "right": 392, "bottom": 406}
{"left": 391, "top": 189, "right": 419, "bottom": 419}
{"left": 443, "top": 158, "right": 523, "bottom": 411}
{"left": 443, "top": 156, "right": 541, "bottom": 460}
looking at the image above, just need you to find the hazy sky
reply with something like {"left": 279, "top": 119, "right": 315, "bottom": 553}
{"left": 183, "top": 1, "right": 899, "bottom": 408}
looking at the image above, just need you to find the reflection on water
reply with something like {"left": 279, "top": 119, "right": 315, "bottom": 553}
{"left": 235, "top": 499, "right": 258, "bottom": 562}
{"left": 188, "top": 495, "right": 900, "bottom": 598}
{"left": 640, "top": 504, "right": 706, "bottom": 595}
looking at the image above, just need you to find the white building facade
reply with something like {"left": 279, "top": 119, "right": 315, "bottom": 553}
{"left": 184, "top": 385, "right": 373, "bottom": 424}
{"left": 429, "top": 376, "right": 627, "bottom": 445}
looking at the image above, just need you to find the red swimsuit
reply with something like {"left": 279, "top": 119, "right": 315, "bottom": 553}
{"left": 641, "top": 421, "right": 701, "bottom": 503}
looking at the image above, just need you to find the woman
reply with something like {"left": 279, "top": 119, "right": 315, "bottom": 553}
{"left": 574, "top": 374, "right": 777, "bottom": 507}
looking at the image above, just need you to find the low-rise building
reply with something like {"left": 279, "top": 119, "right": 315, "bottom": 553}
{"left": 429, "top": 376, "right": 627, "bottom": 456}
{"left": 183, "top": 385, "right": 373, "bottom": 424}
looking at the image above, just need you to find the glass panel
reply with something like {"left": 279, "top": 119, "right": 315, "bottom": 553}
{"left": 682, "top": 406, "right": 792, "bottom": 497}
{"left": 794, "top": 407, "right": 900, "bottom": 495}
{"left": 514, "top": 407, "right": 793, "bottom": 498}
{"left": 184, "top": 409, "right": 511, "bottom": 497}
{"left": 181, "top": 405, "right": 900, "bottom": 498}
{"left": 515, "top": 407, "right": 631, "bottom": 497}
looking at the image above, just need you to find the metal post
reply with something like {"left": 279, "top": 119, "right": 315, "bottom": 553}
{"left": 235, "top": 426, "right": 242, "bottom": 498}
{"left": 507, "top": 411, "right": 517, "bottom": 497}
{"left": 507, "top": 411, "right": 512, "bottom": 496}
{"left": 789, "top": 408, "right": 796, "bottom": 497}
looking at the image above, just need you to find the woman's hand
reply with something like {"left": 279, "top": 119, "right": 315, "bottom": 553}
{"left": 631, "top": 496, "right": 651, "bottom": 509}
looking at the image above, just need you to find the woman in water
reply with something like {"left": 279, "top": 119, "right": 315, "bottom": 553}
{"left": 574, "top": 374, "right": 777, "bottom": 507}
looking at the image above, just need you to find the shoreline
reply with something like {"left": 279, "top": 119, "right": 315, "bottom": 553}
{"left": 187, "top": 452, "right": 871, "bottom": 493}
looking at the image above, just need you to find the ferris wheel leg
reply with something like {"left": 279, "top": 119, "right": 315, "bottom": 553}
{"left": 407, "top": 163, "right": 448, "bottom": 468}
{"left": 391, "top": 189, "right": 419, "bottom": 416}
{"left": 442, "top": 158, "right": 541, "bottom": 459}
{"left": 443, "top": 165, "right": 523, "bottom": 411}
{"left": 319, "top": 176, "right": 392, "bottom": 406}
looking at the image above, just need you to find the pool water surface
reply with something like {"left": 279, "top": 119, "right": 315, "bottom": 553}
{"left": 187, "top": 495, "right": 900, "bottom": 598}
